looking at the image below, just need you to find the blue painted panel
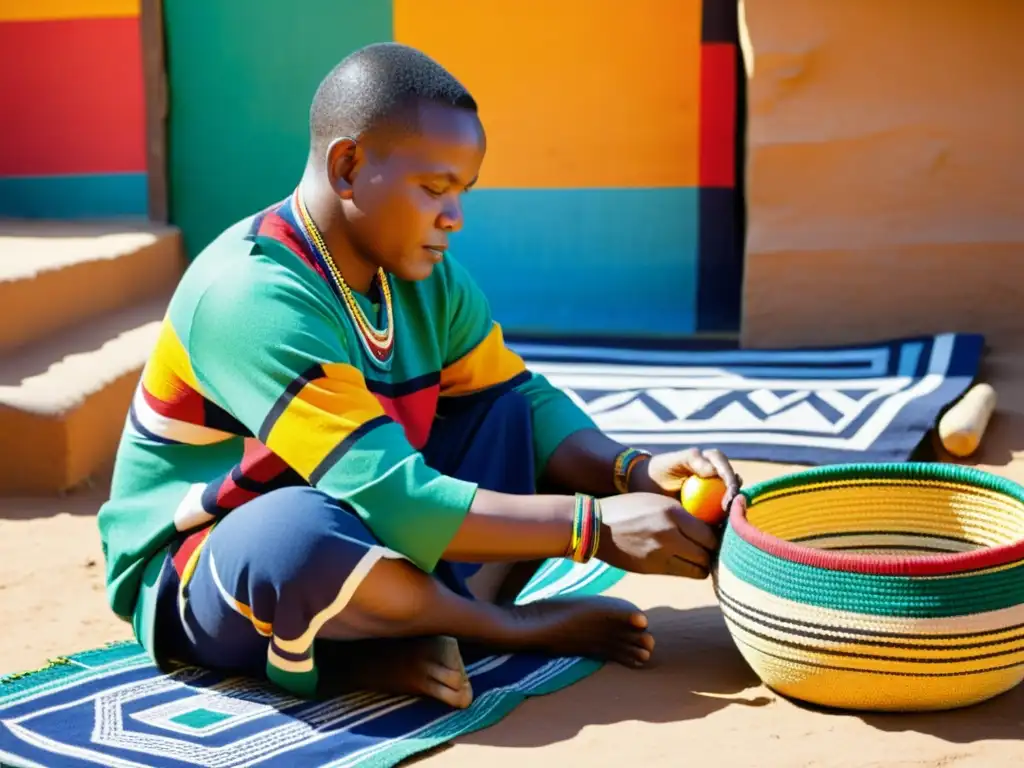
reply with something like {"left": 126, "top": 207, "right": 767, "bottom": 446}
{"left": 454, "top": 187, "right": 698, "bottom": 337}
{"left": 0, "top": 173, "right": 148, "bottom": 218}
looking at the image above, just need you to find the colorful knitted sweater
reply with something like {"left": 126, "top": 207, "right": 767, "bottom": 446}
{"left": 97, "top": 197, "right": 597, "bottom": 661}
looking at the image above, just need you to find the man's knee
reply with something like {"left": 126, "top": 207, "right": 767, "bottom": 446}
{"left": 205, "top": 487, "right": 380, "bottom": 609}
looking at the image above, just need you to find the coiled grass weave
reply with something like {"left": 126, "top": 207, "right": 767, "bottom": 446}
{"left": 715, "top": 462, "right": 1024, "bottom": 711}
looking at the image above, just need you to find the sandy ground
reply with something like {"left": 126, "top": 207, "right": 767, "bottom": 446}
{"left": 3, "top": 341, "right": 1024, "bottom": 767}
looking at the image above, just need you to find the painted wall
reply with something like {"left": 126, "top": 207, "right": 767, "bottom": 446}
{"left": 164, "top": 0, "right": 744, "bottom": 338}
{"left": 0, "top": 0, "right": 148, "bottom": 218}
{"left": 741, "top": 0, "right": 1024, "bottom": 349}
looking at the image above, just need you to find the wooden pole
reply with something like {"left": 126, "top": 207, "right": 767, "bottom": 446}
{"left": 140, "top": 0, "right": 169, "bottom": 223}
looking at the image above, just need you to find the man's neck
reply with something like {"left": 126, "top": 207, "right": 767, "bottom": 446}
{"left": 298, "top": 176, "right": 377, "bottom": 295}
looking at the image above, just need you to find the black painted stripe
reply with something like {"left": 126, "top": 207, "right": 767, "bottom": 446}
{"left": 701, "top": 0, "right": 740, "bottom": 44}
{"left": 258, "top": 363, "right": 325, "bottom": 443}
{"left": 696, "top": 187, "right": 743, "bottom": 332}
{"left": 364, "top": 370, "right": 441, "bottom": 398}
{"left": 203, "top": 399, "right": 253, "bottom": 437}
{"left": 229, "top": 464, "right": 268, "bottom": 494}
{"left": 308, "top": 415, "right": 393, "bottom": 486}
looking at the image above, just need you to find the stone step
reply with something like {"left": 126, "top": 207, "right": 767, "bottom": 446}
{"left": 0, "top": 219, "right": 183, "bottom": 357}
{"left": 0, "top": 294, "right": 170, "bottom": 495}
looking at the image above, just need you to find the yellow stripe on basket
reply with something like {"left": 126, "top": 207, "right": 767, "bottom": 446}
{"left": 730, "top": 641, "right": 1024, "bottom": 712}
{"left": 752, "top": 478, "right": 1024, "bottom": 518}
{"left": 263, "top": 363, "right": 387, "bottom": 480}
{"left": 441, "top": 323, "right": 527, "bottom": 396}
{"left": 715, "top": 560, "right": 1024, "bottom": 640}
{"left": 748, "top": 484, "right": 1024, "bottom": 549}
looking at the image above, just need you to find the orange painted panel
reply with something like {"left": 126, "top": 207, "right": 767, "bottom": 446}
{"left": 0, "top": 0, "right": 138, "bottom": 21}
{"left": 394, "top": 0, "right": 702, "bottom": 189}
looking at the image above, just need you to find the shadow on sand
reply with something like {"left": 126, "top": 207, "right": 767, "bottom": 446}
{"left": 438, "top": 604, "right": 770, "bottom": 753}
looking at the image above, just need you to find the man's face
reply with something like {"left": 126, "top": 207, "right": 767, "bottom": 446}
{"left": 339, "top": 102, "right": 486, "bottom": 282}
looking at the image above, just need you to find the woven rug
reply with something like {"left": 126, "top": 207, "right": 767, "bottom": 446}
{"left": 513, "top": 332, "right": 984, "bottom": 464}
{"left": 0, "top": 560, "right": 624, "bottom": 768}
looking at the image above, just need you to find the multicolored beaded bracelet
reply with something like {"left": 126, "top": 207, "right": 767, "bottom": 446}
{"left": 613, "top": 447, "right": 651, "bottom": 494}
{"left": 566, "top": 493, "right": 602, "bottom": 563}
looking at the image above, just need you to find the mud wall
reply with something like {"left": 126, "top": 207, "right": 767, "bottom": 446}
{"left": 741, "top": 0, "right": 1024, "bottom": 349}
{"left": 0, "top": 1, "right": 148, "bottom": 218}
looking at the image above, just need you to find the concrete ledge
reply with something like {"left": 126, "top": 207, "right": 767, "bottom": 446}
{"left": 0, "top": 295, "right": 168, "bottom": 495}
{"left": 0, "top": 219, "right": 183, "bottom": 356}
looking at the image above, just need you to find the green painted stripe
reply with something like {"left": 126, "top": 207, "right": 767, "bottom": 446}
{"left": 720, "top": 525, "right": 1024, "bottom": 617}
{"left": 0, "top": 172, "right": 148, "bottom": 218}
{"left": 163, "top": 0, "right": 393, "bottom": 257}
{"left": 743, "top": 462, "right": 1024, "bottom": 505}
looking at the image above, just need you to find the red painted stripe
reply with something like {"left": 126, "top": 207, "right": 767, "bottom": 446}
{"left": 215, "top": 480, "right": 259, "bottom": 510}
{"left": 729, "top": 494, "right": 1024, "bottom": 576}
{"left": 239, "top": 441, "right": 291, "bottom": 483}
{"left": 172, "top": 527, "right": 212, "bottom": 580}
{"left": 698, "top": 43, "right": 736, "bottom": 188}
{"left": 0, "top": 17, "right": 146, "bottom": 176}
{"left": 374, "top": 384, "right": 440, "bottom": 450}
{"left": 256, "top": 210, "right": 329, "bottom": 282}
{"left": 141, "top": 384, "right": 207, "bottom": 425}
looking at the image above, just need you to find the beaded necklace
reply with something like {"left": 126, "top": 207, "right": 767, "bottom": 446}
{"left": 293, "top": 191, "right": 395, "bottom": 370}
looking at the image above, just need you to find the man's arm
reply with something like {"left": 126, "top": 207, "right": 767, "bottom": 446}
{"left": 440, "top": 254, "right": 647, "bottom": 498}
{"left": 543, "top": 428, "right": 656, "bottom": 496}
{"left": 188, "top": 251, "right": 580, "bottom": 571}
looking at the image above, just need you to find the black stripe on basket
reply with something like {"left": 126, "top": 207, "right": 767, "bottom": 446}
{"left": 716, "top": 586, "right": 1024, "bottom": 651}
{"left": 791, "top": 530, "right": 978, "bottom": 547}
{"left": 721, "top": 605, "right": 1024, "bottom": 665}
{"left": 818, "top": 545, "right": 965, "bottom": 554}
{"left": 736, "top": 641, "right": 1024, "bottom": 679}
{"left": 751, "top": 480, "right": 1022, "bottom": 504}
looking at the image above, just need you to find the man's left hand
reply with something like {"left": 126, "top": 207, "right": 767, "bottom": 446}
{"left": 632, "top": 448, "right": 743, "bottom": 514}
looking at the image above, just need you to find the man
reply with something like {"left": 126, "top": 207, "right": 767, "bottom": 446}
{"left": 97, "top": 42, "right": 741, "bottom": 710}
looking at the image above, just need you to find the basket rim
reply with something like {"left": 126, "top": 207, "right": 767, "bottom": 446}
{"left": 731, "top": 462, "right": 1024, "bottom": 576}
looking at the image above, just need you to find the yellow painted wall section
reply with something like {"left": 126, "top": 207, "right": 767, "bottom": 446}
{"left": 741, "top": 0, "right": 1024, "bottom": 348}
{"left": 393, "top": 0, "right": 702, "bottom": 189}
{"left": 0, "top": 0, "right": 138, "bottom": 21}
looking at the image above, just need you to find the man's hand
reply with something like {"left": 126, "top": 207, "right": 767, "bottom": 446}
{"left": 633, "top": 448, "right": 743, "bottom": 515}
{"left": 596, "top": 492, "right": 722, "bottom": 579}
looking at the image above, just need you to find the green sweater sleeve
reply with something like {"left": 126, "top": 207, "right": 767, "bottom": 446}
{"left": 187, "top": 253, "right": 476, "bottom": 573}
{"left": 440, "top": 254, "right": 598, "bottom": 477}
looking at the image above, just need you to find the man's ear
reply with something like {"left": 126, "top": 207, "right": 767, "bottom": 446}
{"left": 325, "top": 137, "right": 359, "bottom": 200}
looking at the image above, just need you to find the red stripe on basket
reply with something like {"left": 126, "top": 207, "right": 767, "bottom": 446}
{"left": 728, "top": 495, "right": 1024, "bottom": 576}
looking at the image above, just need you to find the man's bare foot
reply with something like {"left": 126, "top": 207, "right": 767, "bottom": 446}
{"left": 500, "top": 595, "right": 655, "bottom": 667}
{"left": 319, "top": 635, "right": 472, "bottom": 709}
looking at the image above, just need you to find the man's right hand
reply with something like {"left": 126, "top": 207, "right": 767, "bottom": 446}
{"left": 596, "top": 492, "right": 722, "bottom": 579}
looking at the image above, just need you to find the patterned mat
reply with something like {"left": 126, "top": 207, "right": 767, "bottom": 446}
{"left": 514, "top": 332, "right": 984, "bottom": 464}
{"left": 0, "top": 560, "right": 624, "bottom": 768}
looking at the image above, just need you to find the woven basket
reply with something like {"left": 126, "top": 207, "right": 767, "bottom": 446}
{"left": 714, "top": 462, "right": 1024, "bottom": 712}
